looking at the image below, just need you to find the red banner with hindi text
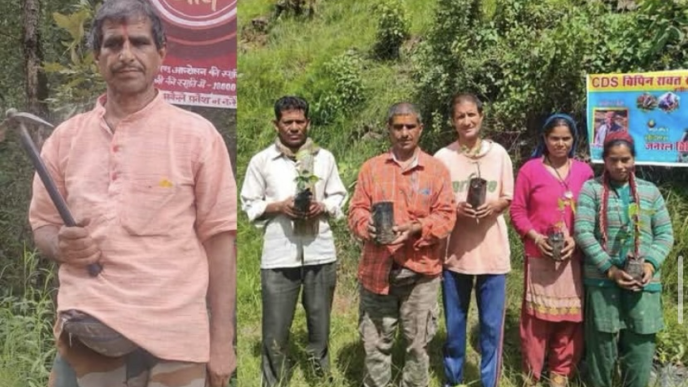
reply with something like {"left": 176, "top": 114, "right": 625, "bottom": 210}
{"left": 149, "top": 0, "right": 237, "bottom": 109}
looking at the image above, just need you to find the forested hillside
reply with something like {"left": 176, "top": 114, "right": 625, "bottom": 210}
{"left": 237, "top": 0, "right": 688, "bottom": 386}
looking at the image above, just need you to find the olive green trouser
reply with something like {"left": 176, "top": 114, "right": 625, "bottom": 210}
{"left": 584, "top": 287, "right": 659, "bottom": 387}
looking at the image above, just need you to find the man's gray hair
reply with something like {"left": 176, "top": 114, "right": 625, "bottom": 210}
{"left": 386, "top": 102, "right": 422, "bottom": 126}
{"left": 89, "top": 0, "right": 166, "bottom": 53}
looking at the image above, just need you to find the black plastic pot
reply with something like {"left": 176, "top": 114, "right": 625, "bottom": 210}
{"left": 467, "top": 177, "right": 487, "bottom": 209}
{"left": 624, "top": 253, "right": 645, "bottom": 281}
{"left": 294, "top": 188, "right": 312, "bottom": 217}
{"left": 547, "top": 229, "right": 565, "bottom": 261}
{"left": 372, "top": 201, "right": 395, "bottom": 244}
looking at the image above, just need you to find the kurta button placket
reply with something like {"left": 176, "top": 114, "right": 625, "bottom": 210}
{"left": 110, "top": 126, "right": 121, "bottom": 189}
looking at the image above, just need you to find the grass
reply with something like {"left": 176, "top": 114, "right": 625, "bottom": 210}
{"left": 236, "top": 226, "right": 533, "bottom": 387}
{"left": 238, "top": 205, "right": 687, "bottom": 386}
{"left": 0, "top": 249, "right": 56, "bottom": 387}
{"left": 237, "top": 182, "right": 688, "bottom": 387}
{"left": 237, "top": 0, "right": 688, "bottom": 386}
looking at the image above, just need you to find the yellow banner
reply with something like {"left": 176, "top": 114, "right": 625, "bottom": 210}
{"left": 587, "top": 70, "right": 688, "bottom": 92}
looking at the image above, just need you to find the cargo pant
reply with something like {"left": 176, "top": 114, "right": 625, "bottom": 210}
{"left": 48, "top": 332, "right": 207, "bottom": 387}
{"left": 358, "top": 273, "right": 440, "bottom": 387}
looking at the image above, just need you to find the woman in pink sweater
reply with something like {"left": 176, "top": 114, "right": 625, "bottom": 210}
{"left": 510, "top": 114, "right": 594, "bottom": 387}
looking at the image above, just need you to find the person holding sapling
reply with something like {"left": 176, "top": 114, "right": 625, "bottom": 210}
{"left": 240, "top": 96, "right": 348, "bottom": 386}
{"left": 348, "top": 102, "right": 456, "bottom": 387}
{"left": 510, "top": 114, "right": 594, "bottom": 387}
{"left": 293, "top": 148, "right": 321, "bottom": 235}
{"left": 574, "top": 130, "right": 674, "bottom": 387}
{"left": 433, "top": 93, "right": 514, "bottom": 387}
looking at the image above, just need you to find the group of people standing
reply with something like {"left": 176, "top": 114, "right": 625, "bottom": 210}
{"left": 29, "top": 1, "right": 237, "bottom": 386}
{"left": 242, "top": 93, "right": 674, "bottom": 387}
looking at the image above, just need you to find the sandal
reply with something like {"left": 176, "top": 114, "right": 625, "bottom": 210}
{"left": 549, "top": 373, "right": 568, "bottom": 387}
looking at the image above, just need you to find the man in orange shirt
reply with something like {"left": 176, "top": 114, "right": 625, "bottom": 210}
{"left": 348, "top": 102, "right": 456, "bottom": 387}
{"left": 29, "top": 1, "right": 236, "bottom": 386}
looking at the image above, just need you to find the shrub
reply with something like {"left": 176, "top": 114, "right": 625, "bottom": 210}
{"left": 310, "top": 51, "right": 366, "bottom": 125}
{"left": 412, "top": 0, "right": 688, "bottom": 157}
{"left": 372, "top": 0, "right": 410, "bottom": 60}
{"left": 42, "top": 3, "right": 105, "bottom": 118}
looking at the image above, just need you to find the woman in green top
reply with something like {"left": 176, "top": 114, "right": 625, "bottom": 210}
{"left": 574, "top": 130, "right": 674, "bottom": 387}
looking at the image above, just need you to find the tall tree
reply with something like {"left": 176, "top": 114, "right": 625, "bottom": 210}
{"left": 22, "top": 0, "right": 49, "bottom": 145}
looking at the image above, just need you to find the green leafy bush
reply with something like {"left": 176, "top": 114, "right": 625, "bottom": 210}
{"left": 412, "top": 0, "right": 688, "bottom": 156}
{"left": 373, "top": 0, "right": 410, "bottom": 60}
{"left": 42, "top": 3, "right": 105, "bottom": 117}
{"left": 310, "top": 51, "right": 366, "bottom": 125}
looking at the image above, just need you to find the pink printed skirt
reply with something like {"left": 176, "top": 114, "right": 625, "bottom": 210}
{"left": 523, "top": 255, "right": 583, "bottom": 322}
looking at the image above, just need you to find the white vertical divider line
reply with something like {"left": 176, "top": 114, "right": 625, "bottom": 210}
{"left": 679, "top": 255, "right": 683, "bottom": 325}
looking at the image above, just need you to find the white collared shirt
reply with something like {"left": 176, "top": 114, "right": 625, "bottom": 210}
{"left": 240, "top": 144, "right": 348, "bottom": 268}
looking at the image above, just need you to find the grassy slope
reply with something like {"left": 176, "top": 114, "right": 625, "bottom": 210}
{"left": 236, "top": 2, "right": 527, "bottom": 385}
{"left": 237, "top": 1, "right": 688, "bottom": 386}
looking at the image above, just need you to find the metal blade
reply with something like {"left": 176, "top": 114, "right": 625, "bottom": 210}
{"left": 6, "top": 109, "right": 55, "bottom": 129}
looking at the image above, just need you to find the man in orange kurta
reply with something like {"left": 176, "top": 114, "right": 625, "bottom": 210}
{"left": 29, "top": 1, "right": 236, "bottom": 386}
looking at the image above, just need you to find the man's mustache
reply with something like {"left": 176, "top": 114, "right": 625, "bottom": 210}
{"left": 112, "top": 65, "right": 143, "bottom": 73}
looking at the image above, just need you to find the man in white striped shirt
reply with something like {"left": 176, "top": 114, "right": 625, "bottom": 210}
{"left": 240, "top": 96, "right": 347, "bottom": 386}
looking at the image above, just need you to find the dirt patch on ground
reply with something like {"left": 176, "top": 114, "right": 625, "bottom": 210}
{"left": 333, "top": 287, "right": 358, "bottom": 315}
{"left": 240, "top": 16, "right": 271, "bottom": 51}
